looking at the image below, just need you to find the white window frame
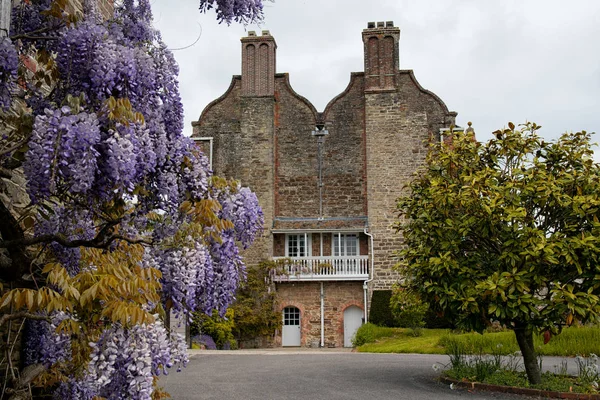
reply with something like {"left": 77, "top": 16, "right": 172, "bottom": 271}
{"left": 332, "top": 233, "right": 359, "bottom": 257}
{"left": 285, "top": 233, "right": 311, "bottom": 258}
{"left": 192, "top": 137, "right": 213, "bottom": 170}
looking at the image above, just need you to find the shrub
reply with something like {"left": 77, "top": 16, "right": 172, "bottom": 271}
{"left": 191, "top": 309, "right": 236, "bottom": 350}
{"left": 369, "top": 290, "right": 395, "bottom": 327}
{"left": 191, "top": 334, "right": 217, "bottom": 350}
{"left": 231, "top": 260, "right": 282, "bottom": 342}
{"left": 352, "top": 323, "right": 396, "bottom": 347}
{"left": 406, "top": 327, "right": 423, "bottom": 337}
{"left": 424, "top": 309, "right": 456, "bottom": 329}
{"left": 390, "top": 286, "right": 427, "bottom": 329}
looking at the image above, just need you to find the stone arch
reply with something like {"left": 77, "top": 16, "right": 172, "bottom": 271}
{"left": 278, "top": 301, "right": 307, "bottom": 347}
{"left": 336, "top": 301, "right": 365, "bottom": 345}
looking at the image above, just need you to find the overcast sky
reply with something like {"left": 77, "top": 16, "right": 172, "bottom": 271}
{"left": 151, "top": 0, "right": 600, "bottom": 147}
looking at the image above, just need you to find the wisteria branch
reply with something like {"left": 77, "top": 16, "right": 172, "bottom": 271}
{"left": 0, "top": 233, "right": 153, "bottom": 249}
{"left": 0, "top": 312, "right": 50, "bottom": 328}
{"left": 0, "top": 131, "right": 32, "bottom": 161}
{"left": 9, "top": 24, "right": 63, "bottom": 41}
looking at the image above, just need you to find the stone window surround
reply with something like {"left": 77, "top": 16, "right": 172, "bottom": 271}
{"left": 332, "top": 233, "right": 359, "bottom": 257}
{"left": 285, "top": 233, "right": 311, "bottom": 257}
{"left": 284, "top": 231, "right": 363, "bottom": 258}
{"left": 191, "top": 137, "right": 213, "bottom": 169}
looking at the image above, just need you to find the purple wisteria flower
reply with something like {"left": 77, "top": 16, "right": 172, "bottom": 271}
{"left": 0, "top": 38, "right": 17, "bottom": 110}
{"left": 24, "top": 108, "right": 101, "bottom": 203}
{"left": 199, "top": 0, "right": 264, "bottom": 24}
{"left": 11, "top": 0, "right": 264, "bottom": 398}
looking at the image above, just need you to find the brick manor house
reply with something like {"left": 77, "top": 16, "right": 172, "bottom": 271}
{"left": 192, "top": 21, "right": 458, "bottom": 347}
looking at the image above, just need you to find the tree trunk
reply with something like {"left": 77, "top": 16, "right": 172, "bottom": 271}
{"left": 514, "top": 324, "right": 541, "bottom": 385}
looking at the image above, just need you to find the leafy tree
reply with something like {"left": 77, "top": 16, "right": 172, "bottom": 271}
{"left": 368, "top": 290, "right": 395, "bottom": 327}
{"left": 396, "top": 123, "right": 600, "bottom": 385}
{"left": 389, "top": 286, "right": 427, "bottom": 333}
{"left": 191, "top": 308, "right": 236, "bottom": 349}
{"left": 0, "top": 0, "right": 265, "bottom": 398}
{"left": 231, "top": 260, "right": 281, "bottom": 344}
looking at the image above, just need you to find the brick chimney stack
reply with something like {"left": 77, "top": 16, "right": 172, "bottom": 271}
{"left": 241, "top": 30, "right": 277, "bottom": 96}
{"left": 362, "top": 21, "right": 400, "bottom": 91}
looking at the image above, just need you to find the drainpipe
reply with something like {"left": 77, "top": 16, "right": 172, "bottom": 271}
{"left": 312, "top": 126, "right": 329, "bottom": 220}
{"left": 320, "top": 282, "right": 324, "bottom": 347}
{"left": 320, "top": 233, "right": 324, "bottom": 348}
{"left": 363, "top": 227, "right": 375, "bottom": 323}
{"left": 1, "top": 0, "right": 10, "bottom": 37}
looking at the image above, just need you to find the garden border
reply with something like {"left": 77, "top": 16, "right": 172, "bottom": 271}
{"left": 440, "top": 377, "right": 600, "bottom": 399}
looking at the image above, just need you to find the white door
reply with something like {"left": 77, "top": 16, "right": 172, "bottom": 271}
{"left": 282, "top": 306, "right": 301, "bottom": 346}
{"left": 344, "top": 306, "right": 363, "bottom": 347}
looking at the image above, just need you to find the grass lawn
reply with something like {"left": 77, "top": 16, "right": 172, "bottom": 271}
{"left": 356, "top": 325, "right": 600, "bottom": 356}
{"left": 357, "top": 328, "right": 448, "bottom": 353}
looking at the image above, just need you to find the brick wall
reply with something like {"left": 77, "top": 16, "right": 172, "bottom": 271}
{"left": 273, "top": 75, "right": 318, "bottom": 217}
{"left": 237, "top": 96, "right": 275, "bottom": 264}
{"left": 193, "top": 80, "right": 274, "bottom": 267}
{"left": 193, "top": 79, "right": 242, "bottom": 180}
{"left": 364, "top": 80, "right": 455, "bottom": 289}
{"left": 273, "top": 234, "right": 285, "bottom": 257}
{"left": 276, "top": 281, "right": 364, "bottom": 347}
{"left": 193, "top": 25, "right": 458, "bottom": 334}
{"left": 321, "top": 74, "right": 367, "bottom": 217}
{"left": 311, "top": 233, "right": 320, "bottom": 256}
{"left": 322, "top": 233, "right": 332, "bottom": 256}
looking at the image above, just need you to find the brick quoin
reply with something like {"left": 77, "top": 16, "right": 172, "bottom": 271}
{"left": 193, "top": 22, "right": 458, "bottom": 347}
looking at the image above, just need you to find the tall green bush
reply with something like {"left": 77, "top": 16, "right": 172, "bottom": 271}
{"left": 352, "top": 323, "right": 397, "bottom": 347}
{"left": 191, "top": 309, "right": 237, "bottom": 349}
{"left": 390, "top": 286, "right": 427, "bottom": 330}
{"left": 231, "top": 260, "right": 282, "bottom": 342}
{"left": 369, "top": 290, "right": 395, "bottom": 327}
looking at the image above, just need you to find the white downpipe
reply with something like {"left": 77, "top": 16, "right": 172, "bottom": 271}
{"left": 320, "top": 233, "right": 323, "bottom": 257}
{"left": 363, "top": 227, "right": 375, "bottom": 323}
{"left": 304, "top": 232, "right": 308, "bottom": 256}
{"left": 320, "top": 281, "right": 324, "bottom": 347}
{"left": 320, "top": 233, "right": 324, "bottom": 348}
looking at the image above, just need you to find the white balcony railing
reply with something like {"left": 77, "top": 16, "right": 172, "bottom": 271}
{"left": 272, "top": 256, "right": 369, "bottom": 281}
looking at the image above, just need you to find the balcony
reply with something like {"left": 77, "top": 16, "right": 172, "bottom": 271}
{"left": 272, "top": 256, "right": 369, "bottom": 281}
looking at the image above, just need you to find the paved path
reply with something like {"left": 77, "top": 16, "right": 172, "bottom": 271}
{"left": 160, "top": 351, "right": 580, "bottom": 399}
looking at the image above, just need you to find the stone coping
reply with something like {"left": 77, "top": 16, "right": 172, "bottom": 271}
{"left": 440, "top": 376, "right": 600, "bottom": 399}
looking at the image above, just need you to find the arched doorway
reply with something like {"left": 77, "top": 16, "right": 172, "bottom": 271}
{"left": 282, "top": 306, "right": 301, "bottom": 346}
{"left": 343, "top": 306, "right": 363, "bottom": 347}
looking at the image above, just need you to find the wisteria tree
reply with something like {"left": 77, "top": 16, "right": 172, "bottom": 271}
{"left": 0, "top": 0, "right": 265, "bottom": 399}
